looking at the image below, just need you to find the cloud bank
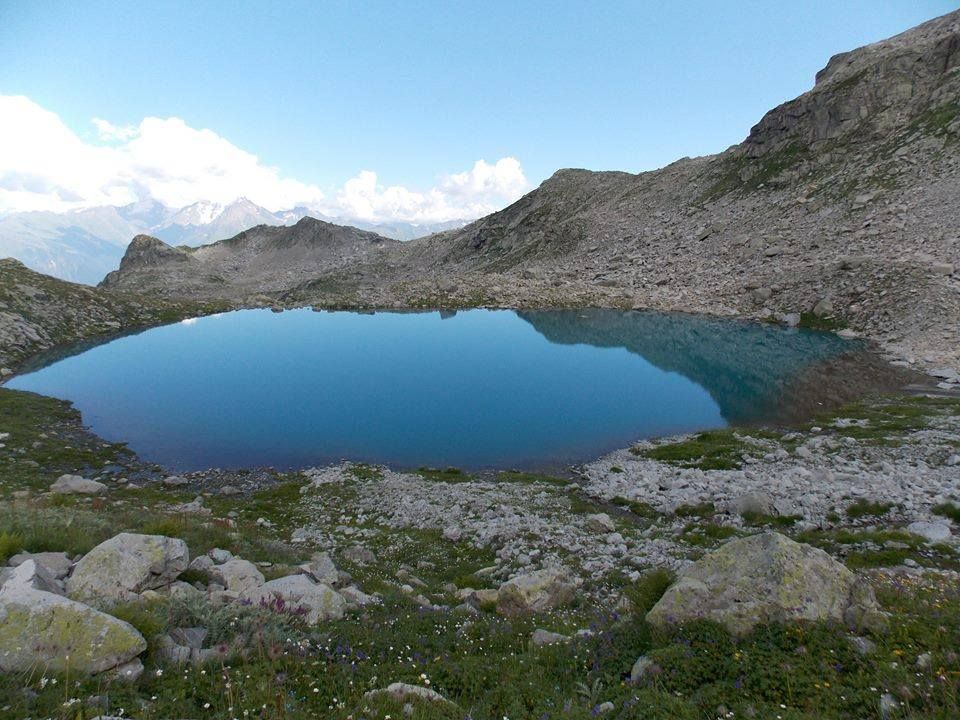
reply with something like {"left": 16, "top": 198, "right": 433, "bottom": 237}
{"left": 0, "top": 95, "right": 528, "bottom": 222}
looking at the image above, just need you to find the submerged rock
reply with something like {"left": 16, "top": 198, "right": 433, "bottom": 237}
{"left": 66, "top": 533, "right": 189, "bottom": 604}
{"left": 646, "top": 532, "right": 885, "bottom": 636}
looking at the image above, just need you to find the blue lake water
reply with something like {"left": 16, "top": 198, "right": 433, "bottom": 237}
{"left": 7, "top": 308, "right": 857, "bottom": 471}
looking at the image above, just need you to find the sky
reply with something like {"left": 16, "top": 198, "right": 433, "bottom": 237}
{"left": 0, "top": 0, "right": 956, "bottom": 222}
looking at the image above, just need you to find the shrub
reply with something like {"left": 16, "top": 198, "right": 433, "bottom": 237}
{"left": 625, "top": 568, "right": 675, "bottom": 614}
{"left": 846, "top": 499, "right": 894, "bottom": 519}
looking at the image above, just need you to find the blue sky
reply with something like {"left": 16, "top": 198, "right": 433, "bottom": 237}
{"left": 0, "top": 1, "right": 955, "bottom": 220}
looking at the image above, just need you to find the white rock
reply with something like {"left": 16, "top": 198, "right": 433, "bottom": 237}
{"left": 49, "top": 474, "right": 107, "bottom": 495}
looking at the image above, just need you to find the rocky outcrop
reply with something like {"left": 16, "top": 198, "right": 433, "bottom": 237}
{"left": 100, "top": 217, "right": 399, "bottom": 300}
{"left": 743, "top": 11, "right": 960, "bottom": 156}
{"left": 0, "top": 258, "right": 208, "bottom": 372}
{"left": 0, "top": 562, "right": 146, "bottom": 674}
{"left": 646, "top": 532, "right": 886, "bottom": 636}
{"left": 66, "top": 533, "right": 189, "bottom": 604}
{"left": 496, "top": 567, "right": 580, "bottom": 616}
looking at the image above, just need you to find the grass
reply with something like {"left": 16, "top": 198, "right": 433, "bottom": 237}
{"left": 635, "top": 430, "right": 758, "bottom": 471}
{"left": 933, "top": 503, "right": 960, "bottom": 523}
{"left": 4, "top": 571, "right": 959, "bottom": 719}
{"left": 610, "top": 496, "right": 658, "bottom": 518}
{"left": 416, "top": 466, "right": 473, "bottom": 483}
{"left": 798, "top": 311, "right": 847, "bottom": 331}
{"left": 846, "top": 499, "right": 894, "bottom": 519}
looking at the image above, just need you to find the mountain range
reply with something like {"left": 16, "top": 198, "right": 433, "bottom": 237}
{"left": 0, "top": 197, "right": 466, "bottom": 285}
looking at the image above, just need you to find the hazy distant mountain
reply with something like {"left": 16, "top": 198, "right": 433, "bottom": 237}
{"left": 0, "top": 197, "right": 471, "bottom": 284}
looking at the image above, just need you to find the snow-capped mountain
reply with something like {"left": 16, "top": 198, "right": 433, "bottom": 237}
{"left": 0, "top": 198, "right": 470, "bottom": 285}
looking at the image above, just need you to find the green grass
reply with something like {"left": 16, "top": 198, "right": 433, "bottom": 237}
{"left": 741, "top": 511, "right": 802, "bottom": 528}
{"left": 846, "top": 499, "right": 894, "bottom": 519}
{"left": 681, "top": 521, "right": 740, "bottom": 547}
{"left": 933, "top": 502, "right": 960, "bottom": 523}
{"left": 416, "top": 466, "right": 472, "bottom": 483}
{"left": 798, "top": 311, "right": 846, "bottom": 331}
{"left": 610, "top": 496, "right": 658, "bottom": 518}
{"left": 636, "top": 430, "right": 757, "bottom": 470}
{"left": 496, "top": 470, "right": 570, "bottom": 486}
{"left": 5, "top": 571, "right": 959, "bottom": 720}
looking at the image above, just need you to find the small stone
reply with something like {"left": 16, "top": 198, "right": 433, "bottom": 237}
{"left": 530, "top": 629, "right": 570, "bottom": 646}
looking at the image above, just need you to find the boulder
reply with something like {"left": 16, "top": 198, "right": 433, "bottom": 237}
{"left": 496, "top": 567, "right": 580, "bottom": 616}
{"left": 66, "top": 533, "right": 189, "bottom": 604}
{"left": 364, "top": 682, "right": 456, "bottom": 706}
{"left": 9, "top": 551, "right": 73, "bottom": 580}
{"left": 2, "top": 559, "right": 62, "bottom": 594}
{"left": 49, "top": 474, "right": 107, "bottom": 495}
{"left": 0, "top": 566, "right": 146, "bottom": 674}
{"left": 208, "top": 558, "right": 264, "bottom": 593}
{"left": 812, "top": 298, "right": 834, "bottom": 318}
{"left": 906, "top": 521, "right": 952, "bottom": 543}
{"left": 585, "top": 513, "right": 616, "bottom": 533}
{"left": 240, "top": 574, "right": 346, "bottom": 624}
{"left": 300, "top": 551, "right": 339, "bottom": 585}
{"left": 531, "top": 628, "right": 570, "bottom": 646}
{"left": 728, "top": 492, "right": 776, "bottom": 517}
{"left": 646, "top": 532, "right": 884, "bottom": 636}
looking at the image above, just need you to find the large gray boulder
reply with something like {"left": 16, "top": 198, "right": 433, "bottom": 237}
{"left": 0, "top": 563, "right": 146, "bottom": 674}
{"left": 208, "top": 558, "right": 265, "bottom": 593}
{"left": 646, "top": 532, "right": 884, "bottom": 636}
{"left": 66, "top": 533, "right": 189, "bottom": 604}
{"left": 49, "top": 474, "right": 107, "bottom": 494}
{"left": 496, "top": 567, "right": 580, "bottom": 616}
{"left": 240, "top": 574, "right": 346, "bottom": 624}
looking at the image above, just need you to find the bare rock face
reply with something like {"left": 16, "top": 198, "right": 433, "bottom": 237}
{"left": 0, "top": 562, "right": 146, "bottom": 674}
{"left": 743, "top": 11, "right": 960, "bottom": 156}
{"left": 646, "top": 532, "right": 886, "bottom": 636}
{"left": 66, "top": 533, "right": 189, "bottom": 605}
{"left": 496, "top": 567, "right": 580, "bottom": 616}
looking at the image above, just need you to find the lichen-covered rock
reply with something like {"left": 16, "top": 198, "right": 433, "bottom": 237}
{"left": 0, "top": 567, "right": 146, "bottom": 674}
{"left": 208, "top": 558, "right": 264, "bottom": 593}
{"left": 239, "top": 574, "right": 346, "bottom": 624}
{"left": 66, "top": 533, "right": 189, "bottom": 604}
{"left": 496, "top": 567, "right": 580, "bottom": 616}
{"left": 646, "top": 532, "right": 884, "bottom": 636}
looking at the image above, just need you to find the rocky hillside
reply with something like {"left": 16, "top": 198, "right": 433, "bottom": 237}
{"left": 396, "top": 9, "right": 960, "bottom": 368}
{"left": 101, "top": 216, "right": 399, "bottom": 300}
{"left": 0, "top": 258, "right": 218, "bottom": 373}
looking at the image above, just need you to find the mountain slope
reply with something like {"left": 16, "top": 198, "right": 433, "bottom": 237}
{"left": 391, "top": 9, "right": 960, "bottom": 367}
{"left": 100, "top": 217, "right": 400, "bottom": 299}
{"left": 0, "top": 259, "right": 215, "bottom": 371}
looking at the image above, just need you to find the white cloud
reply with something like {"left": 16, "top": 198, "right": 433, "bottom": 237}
{"left": 0, "top": 95, "right": 529, "bottom": 222}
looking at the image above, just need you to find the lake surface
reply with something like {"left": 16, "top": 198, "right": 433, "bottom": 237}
{"left": 8, "top": 308, "right": 858, "bottom": 471}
